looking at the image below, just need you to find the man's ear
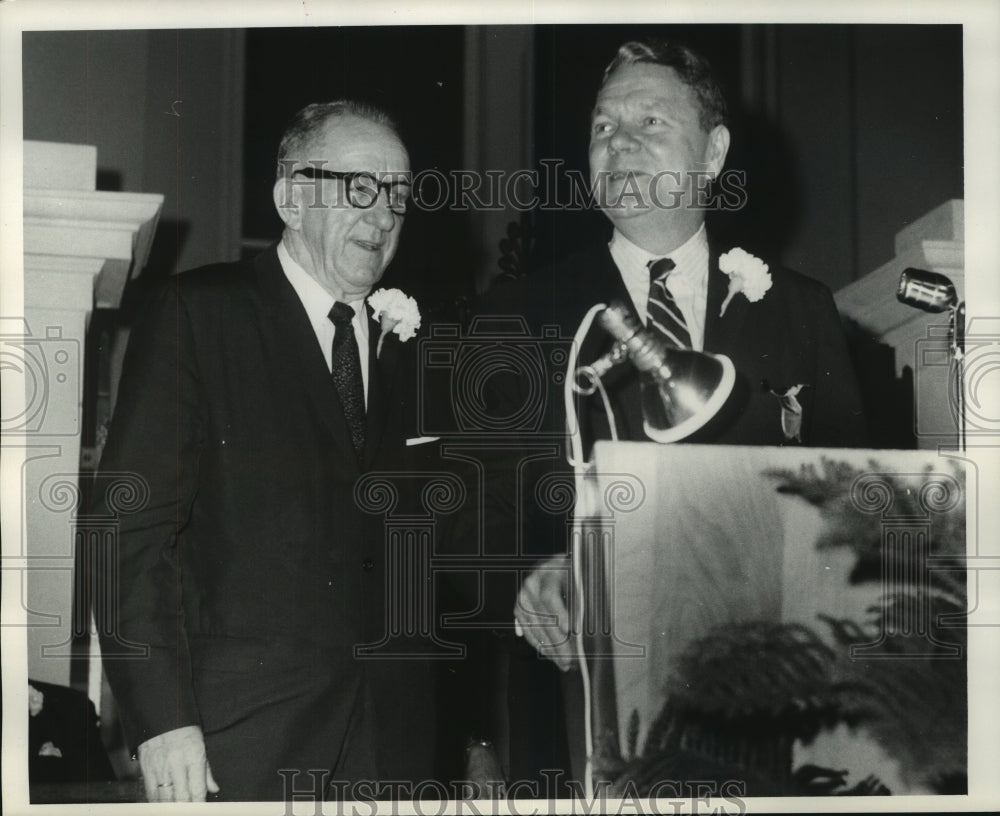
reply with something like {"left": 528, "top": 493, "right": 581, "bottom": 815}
{"left": 273, "top": 176, "right": 302, "bottom": 230}
{"left": 704, "top": 124, "right": 731, "bottom": 180}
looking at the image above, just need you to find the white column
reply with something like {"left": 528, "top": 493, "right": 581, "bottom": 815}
{"left": 10, "top": 141, "right": 162, "bottom": 691}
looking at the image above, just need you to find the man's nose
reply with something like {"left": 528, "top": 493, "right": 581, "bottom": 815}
{"left": 362, "top": 189, "right": 397, "bottom": 229}
{"left": 608, "top": 125, "right": 639, "bottom": 153}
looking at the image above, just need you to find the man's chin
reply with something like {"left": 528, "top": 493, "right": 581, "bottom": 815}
{"left": 342, "top": 255, "right": 390, "bottom": 286}
{"left": 599, "top": 202, "right": 656, "bottom": 221}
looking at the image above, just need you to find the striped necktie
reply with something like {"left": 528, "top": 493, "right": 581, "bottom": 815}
{"left": 646, "top": 257, "right": 691, "bottom": 349}
{"left": 328, "top": 302, "right": 366, "bottom": 460}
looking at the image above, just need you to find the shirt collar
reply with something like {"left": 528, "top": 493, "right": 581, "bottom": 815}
{"left": 277, "top": 239, "right": 367, "bottom": 324}
{"left": 608, "top": 223, "right": 709, "bottom": 281}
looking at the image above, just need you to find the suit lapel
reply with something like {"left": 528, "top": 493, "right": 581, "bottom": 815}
{"left": 704, "top": 242, "right": 750, "bottom": 357}
{"left": 256, "top": 247, "right": 360, "bottom": 472}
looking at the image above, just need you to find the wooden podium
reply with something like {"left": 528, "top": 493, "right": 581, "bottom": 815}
{"left": 575, "top": 442, "right": 966, "bottom": 796}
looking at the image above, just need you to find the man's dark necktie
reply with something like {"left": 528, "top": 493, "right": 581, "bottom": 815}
{"left": 646, "top": 257, "right": 691, "bottom": 349}
{"left": 328, "top": 302, "right": 366, "bottom": 459}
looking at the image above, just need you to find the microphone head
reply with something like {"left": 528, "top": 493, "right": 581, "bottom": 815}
{"left": 897, "top": 267, "right": 958, "bottom": 313}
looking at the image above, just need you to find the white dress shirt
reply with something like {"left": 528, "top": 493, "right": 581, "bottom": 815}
{"left": 277, "top": 240, "right": 370, "bottom": 403}
{"left": 608, "top": 224, "right": 710, "bottom": 351}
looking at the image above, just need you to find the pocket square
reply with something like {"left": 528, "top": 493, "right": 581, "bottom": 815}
{"left": 767, "top": 383, "right": 808, "bottom": 442}
{"left": 405, "top": 436, "right": 440, "bottom": 447}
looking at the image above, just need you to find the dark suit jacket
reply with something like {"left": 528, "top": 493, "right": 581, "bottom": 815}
{"left": 94, "top": 245, "right": 434, "bottom": 800}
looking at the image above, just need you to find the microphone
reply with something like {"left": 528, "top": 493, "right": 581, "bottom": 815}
{"left": 575, "top": 306, "right": 660, "bottom": 390}
{"left": 585, "top": 341, "right": 628, "bottom": 379}
{"left": 897, "top": 267, "right": 958, "bottom": 313}
{"left": 596, "top": 303, "right": 673, "bottom": 377}
{"left": 593, "top": 301, "right": 736, "bottom": 442}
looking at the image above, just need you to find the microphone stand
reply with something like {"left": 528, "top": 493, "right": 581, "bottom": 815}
{"left": 953, "top": 302, "right": 966, "bottom": 451}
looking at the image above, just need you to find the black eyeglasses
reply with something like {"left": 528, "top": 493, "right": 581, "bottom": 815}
{"left": 292, "top": 167, "right": 410, "bottom": 215}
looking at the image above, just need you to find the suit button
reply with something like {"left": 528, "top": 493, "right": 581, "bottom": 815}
{"left": 362, "top": 558, "right": 375, "bottom": 572}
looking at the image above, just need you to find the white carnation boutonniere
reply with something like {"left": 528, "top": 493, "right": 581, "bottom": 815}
{"left": 367, "top": 288, "right": 421, "bottom": 358}
{"left": 719, "top": 247, "right": 772, "bottom": 317}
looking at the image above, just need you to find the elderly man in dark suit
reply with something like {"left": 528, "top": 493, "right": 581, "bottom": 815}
{"left": 472, "top": 38, "right": 867, "bottom": 786}
{"left": 94, "top": 100, "right": 431, "bottom": 802}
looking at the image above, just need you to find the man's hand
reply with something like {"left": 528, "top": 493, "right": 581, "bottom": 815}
{"left": 514, "top": 554, "right": 575, "bottom": 671}
{"left": 138, "top": 725, "right": 220, "bottom": 802}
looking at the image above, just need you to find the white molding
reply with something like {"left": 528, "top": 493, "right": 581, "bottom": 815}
{"left": 25, "top": 188, "right": 162, "bottom": 224}
{"left": 24, "top": 184, "right": 163, "bottom": 309}
{"left": 23, "top": 262, "right": 102, "bottom": 313}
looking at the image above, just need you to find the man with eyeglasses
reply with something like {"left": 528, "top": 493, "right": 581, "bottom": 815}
{"left": 94, "top": 100, "right": 434, "bottom": 801}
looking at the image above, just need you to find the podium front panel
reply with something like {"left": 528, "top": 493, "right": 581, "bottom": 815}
{"left": 581, "top": 442, "right": 966, "bottom": 795}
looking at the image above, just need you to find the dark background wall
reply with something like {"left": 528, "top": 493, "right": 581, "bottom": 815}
{"left": 23, "top": 29, "right": 246, "bottom": 285}
{"left": 23, "top": 24, "right": 963, "bottom": 306}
